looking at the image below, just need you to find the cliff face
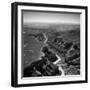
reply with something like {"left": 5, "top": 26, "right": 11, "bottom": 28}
{"left": 46, "top": 31, "right": 80, "bottom": 75}
{"left": 24, "top": 46, "right": 62, "bottom": 77}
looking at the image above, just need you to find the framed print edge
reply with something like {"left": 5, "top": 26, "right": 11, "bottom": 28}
{"left": 11, "top": 2, "right": 88, "bottom": 87}
{"left": 85, "top": 6, "right": 88, "bottom": 83}
{"left": 11, "top": 2, "right": 18, "bottom": 87}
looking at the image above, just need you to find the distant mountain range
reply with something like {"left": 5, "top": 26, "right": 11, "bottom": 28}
{"left": 23, "top": 23, "right": 80, "bottom": 32}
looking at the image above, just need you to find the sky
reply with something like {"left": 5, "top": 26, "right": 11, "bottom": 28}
{"left": 22, "top": 11, "right": 80, "bottom": 24}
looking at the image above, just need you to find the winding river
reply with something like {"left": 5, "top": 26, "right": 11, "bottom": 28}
{"left": 43, "top": 33, "right": 65, "bottom": 76}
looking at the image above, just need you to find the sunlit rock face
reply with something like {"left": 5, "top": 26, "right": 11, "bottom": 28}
{"left": 23, "top": 32, "right": 47, "bottom": 67}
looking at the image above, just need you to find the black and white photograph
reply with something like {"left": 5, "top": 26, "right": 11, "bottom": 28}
{"left": 11, "top": 2, "right": 88, "bottom": 87}
{"left": 23, "top": 11, "right": 80, "bottom": 77}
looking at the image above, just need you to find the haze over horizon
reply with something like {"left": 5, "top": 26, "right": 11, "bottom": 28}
{"left": 23, "top": 11, "right": 80, "bottom": 25}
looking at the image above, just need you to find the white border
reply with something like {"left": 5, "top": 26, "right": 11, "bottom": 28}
{"left": 18, "top": 5, "right": 86, "bottom": 84}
